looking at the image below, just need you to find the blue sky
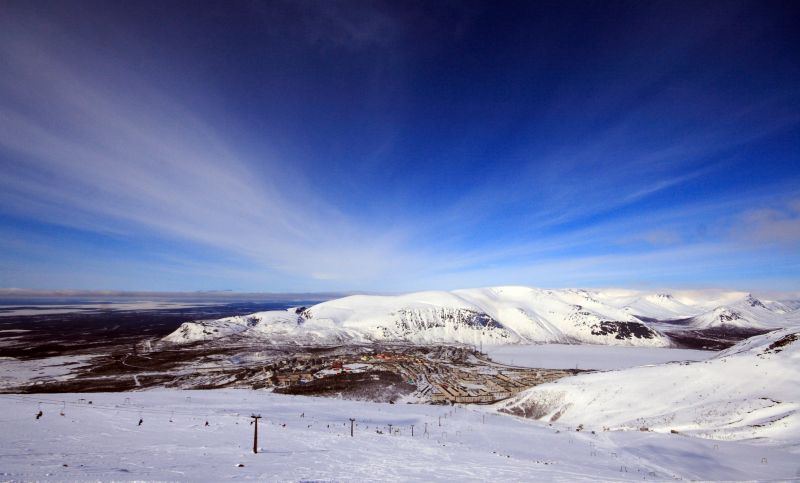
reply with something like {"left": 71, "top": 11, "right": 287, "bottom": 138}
{"left": 1, "top": 1, "right": 799, "bottom": 293}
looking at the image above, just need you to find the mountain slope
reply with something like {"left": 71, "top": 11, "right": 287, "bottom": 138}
{"left": 686, "top": 294, "right": 800, "bottom": 329}
{"left": 162, "top": 287, "right": 798, "bottom": 348}
{"left": 496, "top": 327, "right": 800, "bottom": 444}
{"left": 3, "top": 389, "right": 799, "bottom": 481}
{"left": 161, "top": 287, "right": 667, "bottom": 347}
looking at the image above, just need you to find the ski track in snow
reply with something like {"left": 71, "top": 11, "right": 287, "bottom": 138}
{"left": 0, "top": 389, "right": 798, "bottom": 481}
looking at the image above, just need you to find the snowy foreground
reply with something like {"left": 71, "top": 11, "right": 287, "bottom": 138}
{"left": 1, "top": 389, "right": 799, "bottom": 482}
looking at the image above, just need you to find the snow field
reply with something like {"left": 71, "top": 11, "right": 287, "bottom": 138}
{"left": 1, "top": 389, "right": 798, "bottom": 481}
{"left": 0, "top": 355, "right": 93, "bottom": 389}
{"left": 497, "top": 328, "right": 800, "bottom": 446}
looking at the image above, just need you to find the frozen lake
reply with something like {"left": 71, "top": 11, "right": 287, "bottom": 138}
{"left": 485, "top": 343, "right": 715, "bottom": 370}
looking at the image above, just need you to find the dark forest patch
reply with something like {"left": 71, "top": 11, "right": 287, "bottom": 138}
{"left": 666, "top": 327, "right": 773, "bottom": 350}
{"left": 274, "top": 370, "right": 415, "bottom": 403}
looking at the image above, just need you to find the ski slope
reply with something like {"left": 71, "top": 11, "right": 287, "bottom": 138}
{"left": 0, "top": 389, "right": 798, "bottom": 481}
{"left": 497, "top": 327, "right": 800, "bottom": 445}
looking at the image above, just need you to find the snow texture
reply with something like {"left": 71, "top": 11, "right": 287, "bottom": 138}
{"left": 497, "top": 327, "right": 800, "bottom": 445}
{"left": 1, "top": 388, "right": 798, "bottom": 481}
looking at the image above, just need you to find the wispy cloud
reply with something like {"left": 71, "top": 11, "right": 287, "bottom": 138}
{"left": 0, "top": 3, "right": 798, "bottom": 292}
{"left": 733, "top": 199, "right": 800, "bottom": 248}
{"left": 0, "top": 13, "right": 424, "bottom": 286}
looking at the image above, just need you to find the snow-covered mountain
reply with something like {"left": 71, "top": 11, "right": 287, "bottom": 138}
{"left": 595, "top": 289, "right": 800, "bottom": 329}
{"left": 496, "top": 327, "right": 800, "bottom": 444}
{"left": 684, "top": 294, "right": 800, "bottom": 329}
{"left": 162, "top": 286, "right": 799, "bottom": 347}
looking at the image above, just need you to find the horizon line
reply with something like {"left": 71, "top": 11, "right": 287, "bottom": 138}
{"left": 2, "top": 286, "right": 799, "bottom": 301}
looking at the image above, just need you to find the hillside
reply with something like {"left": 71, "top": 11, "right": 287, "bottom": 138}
{"left": 496, "top": 327, "right": 800, "bottom": 445}
{"left": 1, "top": 389, "right": 799, "bottom": 481}
{"left": 163, "top": 287, "right": 799, "bottom": 348}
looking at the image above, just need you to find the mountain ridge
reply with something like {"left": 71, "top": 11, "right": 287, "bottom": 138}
{"left": 162, "top": 286, "right": 799, "bottom": 347}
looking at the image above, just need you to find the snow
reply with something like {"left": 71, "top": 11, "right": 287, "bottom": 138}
{"left": 161, "top": 309, "right": 362, "bottom": 345}
{"left": 682, "top": 294, "right": 800, "bottom": 329}
{"left": 343, "top": 363, "right": 371, "bottom": 371}
{"left": 0, "top": 355, "right": 93, "bottom": 389}
{"left": 497, "top": 327, "right": 800, "bottom": 445}
{"left": 1, "top": 389, "right": 798, "bottom": 481}
{"left": 485, "top": 344, "right": 715, "bottom": 370}
{"left": 163, "top": 286, "right": 800, "bottom": 348}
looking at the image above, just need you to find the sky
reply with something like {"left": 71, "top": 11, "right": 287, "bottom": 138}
{"left": 1, "top": 0, "right": 799, "bottom": 293}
